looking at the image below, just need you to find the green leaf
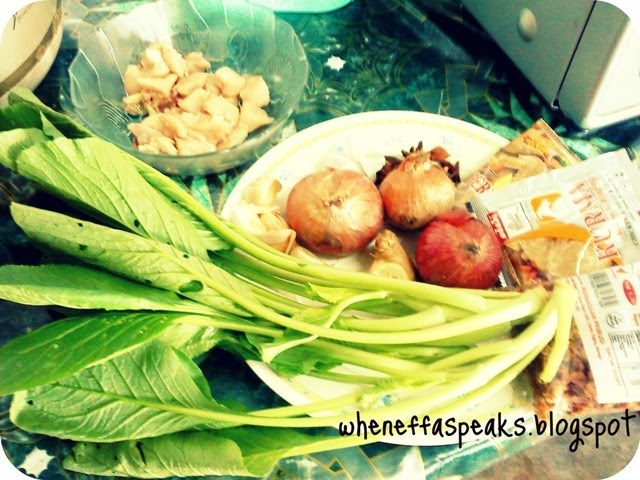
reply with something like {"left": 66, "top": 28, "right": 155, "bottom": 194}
{"left": 7, "top": 87, "right": 93, "bottom": 138}
{"left": 306, "top": 284, "right": 365, "bottom": 304}
{"left": 11, "top": 203, "right": 252, "bottom": 316}
{"left": 136, "top": 161, "right": 231, "bottom": 252}
{"left": 0, "top": 264, "right": 214, "bottom": 315}
{"left": 14, "top": 138, "right": 209, "bottom": 259}
{"left": 0, "top": 104, "right": 42, "bottom": 131}
{"left": 38, "top": 112, "right": 64, "bottom": 139}
{"left": 64, "top": 428, "right": 344, "bottom": 478}
{"left": 0, "top": 312, "right": 187, "bottom": 395}
{"left": 267, "top": 345, "right": 340, "bottom": 377}
{"left": 157, "top": 323, "right": 223, "bottom": 359}
{"left": 189, "top": 176, "right": 214, "bottom": 211}
{"left": 0, "top": 128, "right": 49, "bottom": 169}
{"left": 10, "top": 341, "right": 232, "bottom": 442}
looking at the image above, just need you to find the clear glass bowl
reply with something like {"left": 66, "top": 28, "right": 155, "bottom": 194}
{"left": 65, "top": 0, "right": 308, "bottom": 176}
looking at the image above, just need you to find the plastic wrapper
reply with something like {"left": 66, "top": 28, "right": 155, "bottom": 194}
{"left": 470, "top": 149, "right": 640, "bottom": 288}
{"left": 455, "top": 119, "right": 579, "bottom": 208}
{"left": 529, "top": 264, "right": 640, "bottom": 418}
{"left": 470, "top": 148, "right": 640, "bottom": 418}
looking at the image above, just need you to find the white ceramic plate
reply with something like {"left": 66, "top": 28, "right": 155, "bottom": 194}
{"left": 222, "top": 111, "right": 534, "bottom": 446}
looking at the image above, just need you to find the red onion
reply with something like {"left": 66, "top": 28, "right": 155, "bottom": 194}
{"left": 286, "top": 168, "right": 384, "bottom": 256}
{"left": 379, "top": 143, "right": 456, "bottom": 231}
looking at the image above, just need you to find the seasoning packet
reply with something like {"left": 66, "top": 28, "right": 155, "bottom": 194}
{"left": 529, "top": 264, "right": 640, "bottom": 417}
{"left": 470, "top": 149, "right": 640, "bottom": 288}
{"left": 458, "top": 119, "right": 579, "bottom": 201}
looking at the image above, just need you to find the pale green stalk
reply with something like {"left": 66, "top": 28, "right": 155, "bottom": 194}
{"left": 538, "top": 281, "right": 578, "bottom": 383}
{"left": 337, "top": 305, "right": 446, "bottom": 332}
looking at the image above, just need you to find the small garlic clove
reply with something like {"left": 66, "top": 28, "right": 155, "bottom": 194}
{"left": 243, "top": 177, "right": 282, "bottom": 207}
{"left": 254, "top": 229, "right": 296, "bottom": 254}
{"left": 259, "top": 211, "right": 290, "bottom": 231}
{"left": 230, "top": 203, "right": 269, "bottom": 237}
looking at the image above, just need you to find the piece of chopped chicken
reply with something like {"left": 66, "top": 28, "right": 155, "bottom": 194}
{"left": 215, "top": 66, "right": 246, "bottom": 97}
{"left": 123, "top": 93, "right": 145, "bottom": 115}
{"left": 218, "top": 121, "right": 249, "bottom": 149}
{"left": 240, "top": 75, "right": 270, "bottom": 107}
{"left": 203, "top": 94, "right": 240, "bottom": 125}
{"left": 138, "top": 135, "right": 178, "bottom": 155}
{"left": 185, "top": 51, "right": 211, "bottom": 73}
{"left": 141, "top": 113, "right": 188, "bottom": 139}
{"left": 128, "top": 123, "right": 163, "bottom": 145}
{"left": 124, "top": 65, "right": 143, "bottom": 94}
{"left": 177, "top": 88, "right": 210, "bottom": 114}
{"left": 174, "top": 72, "right": 208, "bottom": 96}
{"left": 240, "top": 103, "right": 274, "bottom": 132}
{"left": 140, "top": 46, "right": 171, "bottom": 77}
{"left": 175, "top": 130, "right": 216, "bottom": 156}
{"left": 137, "top": 74, "right": 178, "bottom": 98}
{"left": 190, "top": 112, "right": 234, "bottom": 143}
{"left": 160, "top": 44, "right": 187, "bottom": 77}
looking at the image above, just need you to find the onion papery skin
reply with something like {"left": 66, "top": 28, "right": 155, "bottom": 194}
{"left": 286, "top": 168, "right": 384, "bottom": 256}
{"left": 379, "top": 157, "right": 455, "bottom": 231}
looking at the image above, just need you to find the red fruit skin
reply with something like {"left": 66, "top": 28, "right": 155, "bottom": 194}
{"left": 415, "top": 210, "right": 502, "bottom": 289}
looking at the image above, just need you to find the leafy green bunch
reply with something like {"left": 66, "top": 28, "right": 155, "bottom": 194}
{"left": 0, "top": 89, "right": 575, "bottom": 478}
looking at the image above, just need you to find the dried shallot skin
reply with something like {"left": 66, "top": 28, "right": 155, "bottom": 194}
{"left": 286, "top": 168, "right": 384, "bottom": 256}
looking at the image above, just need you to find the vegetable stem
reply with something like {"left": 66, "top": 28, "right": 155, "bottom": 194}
{"left": 538, "top": 281, "right": 577, "bottom": 383}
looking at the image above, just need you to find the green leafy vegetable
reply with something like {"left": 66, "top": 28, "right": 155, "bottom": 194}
{"left": 9, "top": 138, "right": 209, "bottom": 259}
{"left": 0, "top": 312, "right": 187, "bottom": 395}
{"left": 0, "top": 91, "right": 578, "bottom": 479}
{"left": 0, "top": 128, "right": 49, "bottom": 168}
{"left": 7, "top": 87, "right": 93, "bottom": 138}
{"left": 10, "top": 203, "right": 252, "bottom": 316}
{"left": 0, "top": 264, "right": 215, "bottom": 315}
{"left": 64, "top": 428, "right": 352, "bottom": 478}
{"left": 10, "top": 341, "right": 231, "bottom": 441}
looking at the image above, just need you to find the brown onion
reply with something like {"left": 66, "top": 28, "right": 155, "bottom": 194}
{"left": 286, "top": 168, "right": 384, "bottom": 256}
{"left": 379, "top": 145, "right": 456, "bottom": 231}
